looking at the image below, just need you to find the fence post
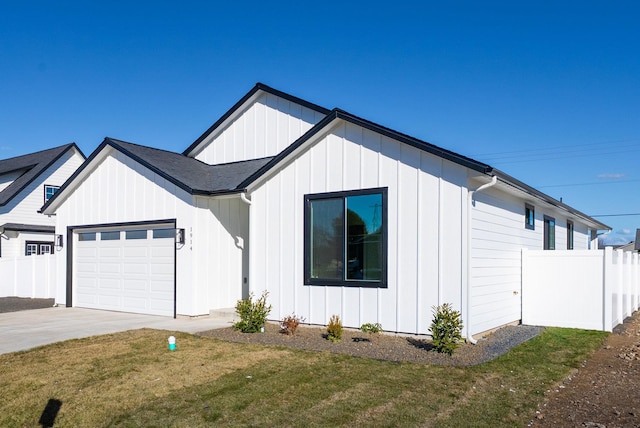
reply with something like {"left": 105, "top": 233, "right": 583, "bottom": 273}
{"left": 603, "top": 247, "right": 613, "bottom": 332}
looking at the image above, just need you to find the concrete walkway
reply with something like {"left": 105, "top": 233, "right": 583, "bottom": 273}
{"left": 0, "top": 306, "right": 235, "bottom": 355}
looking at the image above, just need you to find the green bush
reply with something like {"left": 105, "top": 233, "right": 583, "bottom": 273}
{"left": 361, "top": 322, "right": 383, "bottom": 334}
{"left": 233, "top": 291, "right": 272, "bottom": 333}
{"left": 326, "top": 315, "right": 343, "bottom": 342}
{"left": 429, "top": 303, "right": 464, "bottom": 355}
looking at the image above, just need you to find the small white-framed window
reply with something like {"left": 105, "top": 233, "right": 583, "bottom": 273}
{"left": 26, "top": 243, "right": 38, "bottom": 256}
{"left": 44, "top": 185, "right": 60, "bottom": 203}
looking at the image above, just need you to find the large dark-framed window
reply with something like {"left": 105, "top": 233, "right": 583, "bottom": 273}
{"left": 567, "top": 220, "right": 574, "bottom": 250}
{"left": 543, "top": 215, "right": 555, "bottom": 250}
{"left": 525, "top": 204, "right": 535, "bottom": 230}
{"left": 304, "top": 187, "right": 387, "bottom": 287}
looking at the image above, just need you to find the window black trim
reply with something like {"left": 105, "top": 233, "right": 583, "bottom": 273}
{"left": 543, "top": 215, "right": 556, "bottom": 250}
{"left": 525, "top": 204, "right": 535, "bottom": 230}
{"left": 304, "top": 187, "right": 388, "bottom": 288}
{"left": 567, "top": 220, "right": 574, "bottom": 250}
{"left": 25, "top": 241, "right": 54, "bottom": 256}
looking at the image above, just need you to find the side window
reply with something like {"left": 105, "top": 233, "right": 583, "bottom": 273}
{"left": 567, "top": 221, "right": 574, "bottom": 250}
{"left": 525, "top": 204, "right": 535, "bottom": 230}
{"left": 25, "top": 242, "right": 54, "bottom": 255}
{"left": 304, "top": 187, "right": 387, "bottom": 287}
{"left": 544, "top": 215, "right": 555, "bottom": 250}
{"left": 44, "top": 185, "right": 60, "bottom": 203}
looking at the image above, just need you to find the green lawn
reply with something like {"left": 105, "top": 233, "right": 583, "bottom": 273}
{"left": 0, "top": 327, "right": 606, "bottom": 427}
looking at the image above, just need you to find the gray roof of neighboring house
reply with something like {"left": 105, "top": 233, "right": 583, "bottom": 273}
{"left": 0, "top": 143, "right": 83, "bottom": 207}
{"left": 0, "top": 223, "right": 55, "bottom": 233}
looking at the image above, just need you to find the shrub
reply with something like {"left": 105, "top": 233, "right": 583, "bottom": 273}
{"left": 326, "top": 315, "right": 343, "bottom": 342}
{"left": 361, "top": 322, "right": 383, "bottom": 334}
{"left": 280, "top": 313, "right": 305, "bottom": 336}
{"left": 233, "top": 291, "right": 272, "bottom": 333}
{"left": 429, "top": 303, "right": 464, "bottom": 355}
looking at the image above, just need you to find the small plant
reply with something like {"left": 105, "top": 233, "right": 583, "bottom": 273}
{"left": 233, "top": 291, "right": 272, "bottom": 333}
{"left": 326, "top": 314, "right": 343, "bottom": 342}
{"left": 280, "top": 313, "right": 306, "bottom": 336}
{"left": 361, "top": 322, "right": 383, "bottom": 334}
{"left": 429, "top": 303, "right": 464, "bottom": 356}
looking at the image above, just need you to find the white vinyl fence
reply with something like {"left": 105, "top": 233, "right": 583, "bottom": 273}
{"left": 522, "top": 247, "right": 640, "bottom": 332}
{"left": 0, "top": 255, "right": 57, "bottom": 299}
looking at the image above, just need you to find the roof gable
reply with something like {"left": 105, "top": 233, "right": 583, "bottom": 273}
{"left": 41, "top": 138, "right": 272, "bottom": 214}
{"left": 0, "top": 143, "right": 84, "bottom": 207}
{"left": 182, "top": 82, "right": 331, "bottom": 159}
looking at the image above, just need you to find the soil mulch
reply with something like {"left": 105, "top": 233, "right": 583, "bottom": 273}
{"left": 530, "top": 311, "right": 640, "bottom": 427}
{"left": 199, "top": 321, "right": 544, "bottom": 366}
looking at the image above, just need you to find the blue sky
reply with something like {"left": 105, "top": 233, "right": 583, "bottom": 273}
{"left": 1, "top": 1, "right": 638, "bottom": 244}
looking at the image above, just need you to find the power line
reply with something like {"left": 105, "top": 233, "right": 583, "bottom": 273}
{"left": 590, "top": 213, "right": 640, "bottom": 217}
{"left": 537, "top": 178, "right": 640, "bottom": 189}
{"left": 470, "top": 138, "right": 640, "bottom": 164}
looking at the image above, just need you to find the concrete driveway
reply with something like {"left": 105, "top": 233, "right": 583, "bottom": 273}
{"left": 0, "top": 306, "right": 235, "bottom": 355}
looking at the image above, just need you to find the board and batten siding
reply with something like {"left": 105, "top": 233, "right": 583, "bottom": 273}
{"left": 248, "top": 121, "right": 470, "bottom": 335}
{"left": 193, "top": 195, "right": 249, "bottom": 312}
{"left": 0, "top": 149, "right": 84, "bottom": 258}
{"left": 52, "top": 150, "right": 202, "bottom": 315}
{"left": 469, "top": 187, "right": 592, "bottom": 334}
{"left": 193, "top": 92, "right": 326, "bottom": 165}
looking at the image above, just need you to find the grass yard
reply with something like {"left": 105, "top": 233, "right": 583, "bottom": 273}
{"left": 0, "top": 327, "right": 606, "bottom": 427}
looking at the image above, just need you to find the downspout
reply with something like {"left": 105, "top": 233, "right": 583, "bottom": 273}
{"left": 240, "top": 191, "right": 252, "bottom": 299}
{"left": 240, "top": 192, "right": 252, "bottom": 206}
{"left": 466, "top": 175, "right": 498, "bottom": 344}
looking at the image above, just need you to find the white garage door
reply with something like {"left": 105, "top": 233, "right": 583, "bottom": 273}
{"left": 74, "top": 225, "right": 175, "bottom": 317}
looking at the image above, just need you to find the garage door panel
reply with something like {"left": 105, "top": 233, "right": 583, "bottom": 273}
{"left": 74, "top": 223, "right": 175, "bottom": 317}
{"left": 123, "top": 279, "right": 147, "bottom": 291}
{"left": 124, "top": 247, "right": 148, "bottom": 258}
{"left": 123, "top": 263, "right": 148, "bottom": 274}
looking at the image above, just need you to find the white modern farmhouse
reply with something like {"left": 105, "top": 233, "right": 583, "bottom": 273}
{"left": 41, "top": 83, "right": 609, "bottom": 338}
{"left": 0, "top": 144, "right": 84, "bottom": 258}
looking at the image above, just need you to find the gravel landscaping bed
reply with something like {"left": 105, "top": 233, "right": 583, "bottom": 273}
{"left": 0, "top": 297, "right": 55, "bottom": 313}
{"left": 199, "top": 322, "right": 544, "bottom": 366}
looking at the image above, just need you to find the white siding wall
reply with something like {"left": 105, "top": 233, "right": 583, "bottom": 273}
{"left": 249, "top": 121, "right": 468, "bottom": 335}
{"left": 52, "top": 150, "right": 200, "bottom": 315}
{"left": 0, "top": 149, "right": 84, "bottom": 258}
{"left": 470, "top": 188, "right": 593, "bottom": 334}
{"left": 193, "top": 196, "right": 249, "bottom": 312}
{"left": 194, "top": 92, "right": 326, "bottom": 165}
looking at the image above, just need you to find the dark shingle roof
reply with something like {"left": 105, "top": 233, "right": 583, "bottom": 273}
{"left": 0, "top": 223, "right": 54, "bottom": 233}
{"left": 0, "top": 143, "right": 82, "bottom": 206}
{"left": 42, "top": 138, "right": 273, "bottom": 213}
{"left": 107, "top": 138, "right": 273, "bottom": 194}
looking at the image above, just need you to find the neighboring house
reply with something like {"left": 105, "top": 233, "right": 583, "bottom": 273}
{"left": 0, "top": 144, "right": 85, "bottom": 258}
{"left": 613, "top": 229, "right": 640, "bottom": 252}
{"left": 41, "top": 83, "right": 610, "bottom": 338}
